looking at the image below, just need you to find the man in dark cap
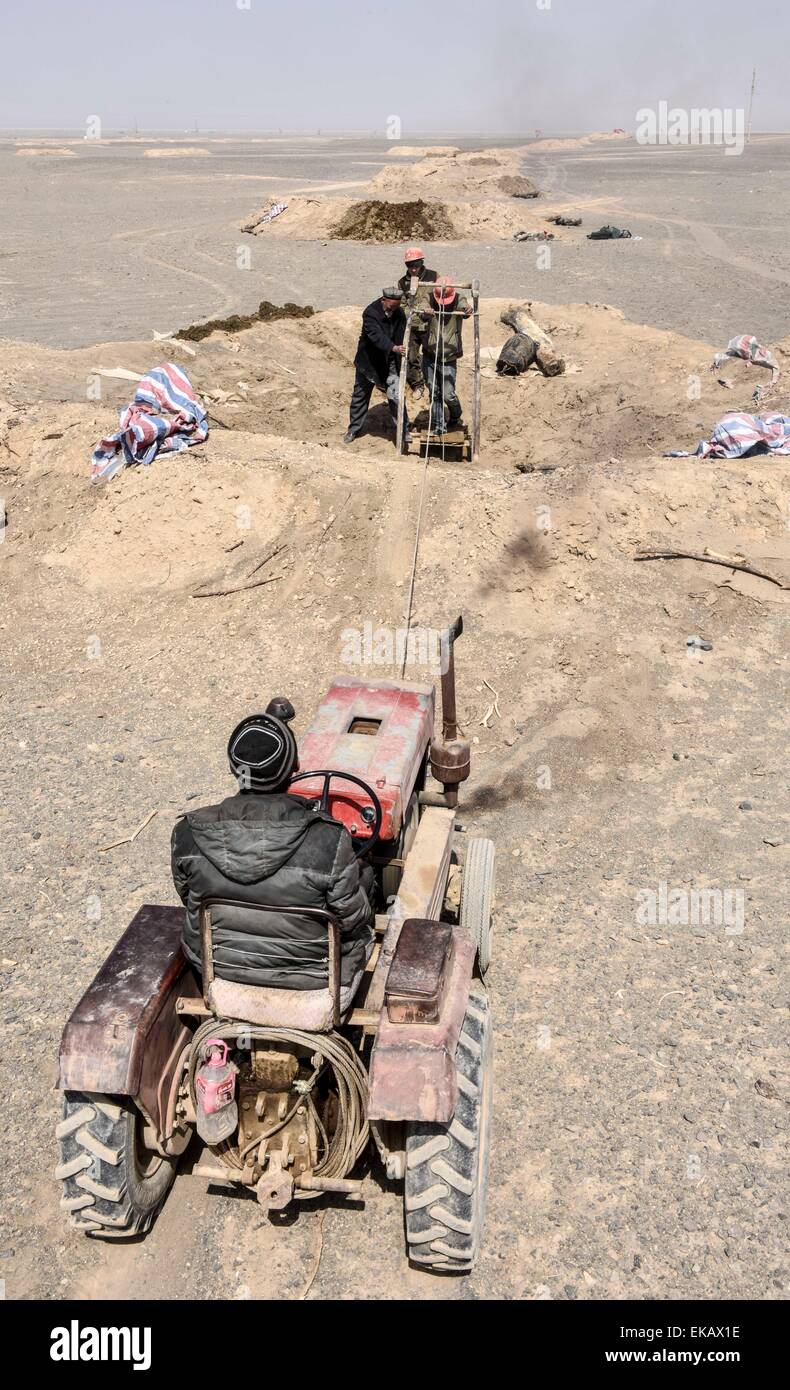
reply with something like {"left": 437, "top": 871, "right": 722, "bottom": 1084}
{"left": 344, "top": 287, "right": 412, "bottom": 444}
{"left": 171, "top": 700, "right": 374, "bottom": 992}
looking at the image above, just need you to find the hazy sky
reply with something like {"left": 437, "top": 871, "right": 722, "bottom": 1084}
{"left": 1, "top": 0, "right": 787, "bottom": 133}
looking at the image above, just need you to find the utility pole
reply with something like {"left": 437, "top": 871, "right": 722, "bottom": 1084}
{"left": 746, "top": 67, "right": 756, "bottom": 145}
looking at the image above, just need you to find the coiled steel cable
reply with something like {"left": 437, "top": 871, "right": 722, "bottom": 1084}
{"left": 188, "top": 1019, "right": 369, "bottom": 1182}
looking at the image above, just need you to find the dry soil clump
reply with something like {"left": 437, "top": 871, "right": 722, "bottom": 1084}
{"left": 176, "top": 301, "right": 315, "bottom": 341}
{"left": 330, "top": 198, "right": 457, "bottom": 243}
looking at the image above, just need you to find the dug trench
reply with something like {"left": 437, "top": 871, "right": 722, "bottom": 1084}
{"left": 0, "top": 299, "right": 788, "bottom": 1299}
{"left": 6, "top": 297, "right": 789, "bottom": 471}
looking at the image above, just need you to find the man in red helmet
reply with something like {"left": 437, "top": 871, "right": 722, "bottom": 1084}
{"left": 418, "top": 276, "right": 473, "bottom": 437}
{"left": 398, "top": 247, "right": 437, "bottom": 393}
{"left": 397, "top": 246, "right": 438, "bottom": 299}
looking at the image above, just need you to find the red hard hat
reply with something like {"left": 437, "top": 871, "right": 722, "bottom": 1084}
{"left": 404, "top": 246, "right": 424, "bottom": 263}
{"left": 432, "top": 275, "right": 456, "bottom": 306}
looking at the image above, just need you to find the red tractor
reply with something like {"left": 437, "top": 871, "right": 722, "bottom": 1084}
{"left": 55, "top": 617, "right": 495, "bottom": 1272}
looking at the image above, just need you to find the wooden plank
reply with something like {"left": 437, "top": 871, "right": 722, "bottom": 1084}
{"left": 395, "top": 313, "right": 412, "bottom": 455}
{"left": 416, "top": 427, "right": 467, "bottom": 441}
{"left": 472, "top": 278, "right": 481, "bottom": 461}
{"left": 363, "top": 807, "right": 455, "bottom": 1025}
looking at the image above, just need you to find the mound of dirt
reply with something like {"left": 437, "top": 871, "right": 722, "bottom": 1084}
{"left": 143, "top": 147, "right": 211, "bottom": 158}
{"left": 386, "top": 145, "right": 460, "bottom": 158}
{"left": 240, "top": 141, "right": 551, "bottom": 243}
{"left": 330, "top": 198, "right": 457, "bottom": 243}
{"left": 16, "top": 147, "right": 75, "bottom": 158}
{"left": 526, "top": 131, "right": 631, "bottom": 151}
{"left": 176, "top": 301, "right": 314, "bottom": 342}
{"left": 498, "top": 174, "right": 539, "bottom": 199}
{"left": 240, "top": 192, "right": 549, "bottom": 242}
{"left": 369, "top": 145, "right": 539, "bottom": 201}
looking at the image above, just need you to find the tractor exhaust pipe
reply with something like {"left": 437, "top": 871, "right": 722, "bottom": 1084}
{"left": 430, "top": 615, "right": 470, "bottom": 807}
{"left": 440, "top": 614, "right": 462, "bottom": 741}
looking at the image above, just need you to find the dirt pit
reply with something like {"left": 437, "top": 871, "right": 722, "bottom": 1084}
{"left": 331, "top": 198, "right": 458, "bottom": 243}
{"left": 5, "top": 299, "right": 788, "bottom": 484}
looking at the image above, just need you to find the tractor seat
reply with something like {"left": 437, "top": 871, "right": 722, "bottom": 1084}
{"left": 208, "top": 958, "right": 369, "bottom": 1034}
{"left": 198, "top": 898, "right": 367, "bottom": 1034}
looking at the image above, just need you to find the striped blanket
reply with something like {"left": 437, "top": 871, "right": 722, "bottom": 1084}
{"left": 91, "top": 363, "right": 208, "bottom": 483}
{"left": 711, "top": 335, "right": 779, "bottom": 376}
{"left": 666, "top": 411, "right": 790, "bottom": 460}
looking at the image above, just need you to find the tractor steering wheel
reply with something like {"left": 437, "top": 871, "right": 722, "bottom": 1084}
{"left": 287, "top": 770, "right": 383, "bottom": 860}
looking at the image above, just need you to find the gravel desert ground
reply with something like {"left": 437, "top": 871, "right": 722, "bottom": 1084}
{"left": 0, "top": 132, "right": 787, "bottom": 1302}
{"left": 3, "top": 133, "right": 790, "bottom": 345}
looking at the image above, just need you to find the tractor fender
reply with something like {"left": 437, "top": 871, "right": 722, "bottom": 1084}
{"left": 367, "top": 929, "right": 476, "bottom": 1124}
{"left": 57, "top": 904, "right": 199, "bottom": 1144}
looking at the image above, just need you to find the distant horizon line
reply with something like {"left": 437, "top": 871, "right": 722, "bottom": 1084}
{"left": 2, "top": 124, "right": 786, "bottom": 138}
{"left": 2, "top": 125, "right": 584, "bottom": 137}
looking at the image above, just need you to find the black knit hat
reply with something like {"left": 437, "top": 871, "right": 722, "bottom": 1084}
{"left": 228, "top": 712, "right": 297, "bottom": 792}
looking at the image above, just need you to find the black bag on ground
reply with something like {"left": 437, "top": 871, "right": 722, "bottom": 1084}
{"left": 587, "top": 224, "right": 632, "bottom": 240}
{"left": 496, "top": 331, "right": 538, "bottom": 376}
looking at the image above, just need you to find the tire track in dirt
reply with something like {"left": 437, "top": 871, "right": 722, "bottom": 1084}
{"left": 617, "top": 209, "right": 790, "bottom": 287}
{"left": 66, "top": 1172, "right": 215, "bottom": 1301}
{"left": 108, "top": 223, "right": 244, "bottom": 320}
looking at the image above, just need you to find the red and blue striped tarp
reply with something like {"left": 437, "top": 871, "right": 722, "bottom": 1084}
{"left": 91, "top": 362, "right": 208, "bottom": 483}
{"left": 667, "top": 412, "right": 790, "bottom": 460}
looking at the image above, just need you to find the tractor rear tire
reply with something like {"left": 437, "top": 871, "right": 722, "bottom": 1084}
{"left": 404, "top": 984, "right": 493, "bottom": 1272}
{"left": 460, "top": 837, "right": 495, "bottom": 975}
{"left": 56, "top": 1092, "right": 177, "bottom": 1239}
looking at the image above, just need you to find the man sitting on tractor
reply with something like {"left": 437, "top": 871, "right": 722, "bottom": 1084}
{"left": 171, "top": 702, "right": 375, "bottom": 991}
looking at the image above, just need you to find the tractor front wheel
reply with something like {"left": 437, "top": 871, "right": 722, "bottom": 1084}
{"left": 404, "top": 984, "right": 493, "bottom": 1272}
{"left": 460, "top": 837, "right": 495, "bottom": 975}
{"left": 56, "top": 1092, "right": 177, "bottom": 1239}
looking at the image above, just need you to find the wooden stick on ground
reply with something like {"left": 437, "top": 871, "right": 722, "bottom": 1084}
{"left": 191, "top": 573, "right": 284, "bottom": 599}
{"left": 191, "top": 541, "right": 287, "bottom": 598}
{"left": 635, "top": 548, "right": 790, "bottom": 591}
{"left": 100, "top": 809, "right": 158, "bottom": 853}
{"left": 244, "top": 542, "right": 286, "bottom": 578}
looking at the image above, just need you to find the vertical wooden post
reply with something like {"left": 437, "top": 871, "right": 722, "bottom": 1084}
{"left": 396, "top": 313, "right": 412, "bottom": 455}
{"left": 472, "top": 278, "right": 481, "bottom": 461}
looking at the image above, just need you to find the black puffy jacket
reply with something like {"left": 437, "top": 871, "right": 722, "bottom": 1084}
{"left": 171, "top": 792, "right": 374, "bottom": 991}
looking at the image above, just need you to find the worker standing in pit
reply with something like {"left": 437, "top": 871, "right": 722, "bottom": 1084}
{"left": 418, "top": 276, "right": 473, "bottom": 437}
{"left": 344, "top": 288, "right": 412, "bottom": 445}
{"left": 397, "top": 247, "right": 438, "bottom": 395}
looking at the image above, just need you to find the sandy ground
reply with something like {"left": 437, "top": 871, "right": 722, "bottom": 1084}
{"left": 0, "top": 136, "right": 788, "bottom": 1304}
